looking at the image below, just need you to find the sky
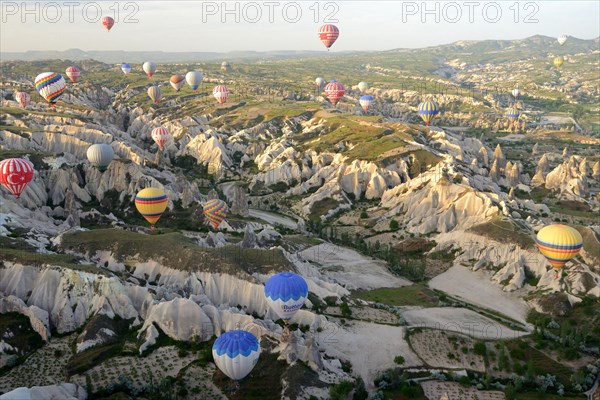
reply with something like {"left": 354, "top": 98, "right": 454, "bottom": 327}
{"left": 1, "top": 1, "right": 599, "bottom": 53}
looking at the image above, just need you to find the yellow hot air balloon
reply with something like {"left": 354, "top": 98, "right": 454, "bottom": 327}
{"left": 535, "top": 224, "right": 583, "bottom": 279}
{"left": 135, "top": 188, "right": 168, "bottom": 231}
{"left": 553, "top": 57, "right": 564, "bottom": 69}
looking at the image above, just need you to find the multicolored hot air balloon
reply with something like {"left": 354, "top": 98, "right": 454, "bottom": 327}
{"left": 357, "top": 82, "right": 369, "bottom": 93}
{"left": 135, "top": 187, "right": 168, "bottom": 231}
{"left": 34, "top": 72, "right": 66, "bottom": 107}
{"left": 143, "top": 61, "right": 157, "bottom": 78}
{"left": 147, "top": 86, "right": 162, "bottom": 104}
{"left": 506, "top": 107, "right": 520, "bottom": 126}
{"left": 264, "top": 272, "right": 308, "bottom": 321}
{"left": 87, "top": 144, "right": 114, "bottom": 172}
{"left": 170, "top": 75, "right": 185, "bottom": 92}
{"left": 359, "top": 95, "right": 374, "bottom": 112}
{"left": 221, "top": 61, "right": 232, "bottom": 72}
{"left": 554, "top": 57, "right": 564, "bottom": 69}
{"left": 324, "top": 81, "right": 345, "bottom": 106}
{"left": 121, "top": 63, "right": 131, "bottom": 74}
{"left": 0, "top": 158, "right": 35, "bottom": 199}
{"left": 203, "top": 198, "right": 228, "bottom": 229}
{"left": 536, "top": 224, "right": 583, "bottom": 279}
{"left": 212, "top": 330, "right": 260, "bottom": 381}
{"left": 151, "top": 127, "right": 171, "bottom": 150}
{"left": 14, "top": 91, "right": 30, "bottom": 108}
{"left": 185, "top": 71, "right": 203, "bottom": 90}
{"left": 318, "top": 24, "right": 339, "bottom": 50}
{"left": 65, "top": 66, "right": 81, "bottom": 83}
{"left": 213, "top": 85, "right": 229, "bottom": 104}
{"left": 557, "top": 35, "right": 567, "bottom": 46}
{"left": 315, "top": 77, "right": 326, "bottom": 90}
{"left": 101, "top": 16, "right": 114, "bottom": 31}
{"left": 417, "top": 100, "right": 439, "bottom": 126}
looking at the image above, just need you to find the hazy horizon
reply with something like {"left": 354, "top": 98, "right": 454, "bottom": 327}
{"left": 1, "top": 1, "right": 599, "bottom": 53}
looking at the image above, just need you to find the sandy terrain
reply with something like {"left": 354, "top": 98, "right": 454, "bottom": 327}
{"left": 428, "top": 266, "right": 530, "bottom": 325}
{"left": 300, "top": 244, "right": 412, "bottom": 290}
{"left": 408, "top": 329, "right": 485, "bottom": 372}
{"left": 421, "top": 380, "right": 506, "bottom": 400}
{"left": 402, "top": 307, "right": 528, "bottom": 340}
{"left": 318, "top": 319, "right": 421, "bottom": 389}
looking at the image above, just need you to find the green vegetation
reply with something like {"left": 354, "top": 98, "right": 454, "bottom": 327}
{"left": 352, "top": 284, "right": 439, "bottom": 307}
{"left": 468, "top": 217, "right": 535, "bottom": 249}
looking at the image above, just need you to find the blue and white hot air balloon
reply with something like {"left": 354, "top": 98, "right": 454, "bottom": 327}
{"left": 212, "top": 330, "right": 260, "bottom": 381}
{"left": 264, "top": 272, "right": 308, "bottom": 321}
{"left": 359, "top": 95, "right": 374, "bottom": 111}
{"left": 121, "top": 63, "right": 131, "bottom": 74}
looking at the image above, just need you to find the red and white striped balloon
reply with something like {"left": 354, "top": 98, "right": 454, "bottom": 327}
{"left": 324, "top": 81, "right": 346, "bottom": 105}
{"left": 151, "top": 127, "right": 171, "bottom": 150}
{"left": 318, "top": 24, "right": 339, "bottom": 50}
{"left": 213, "top": 85, "right": 229, "bottom": 104}
{"left": 0, "top": 158, "right": 35, "bottom": 199}
{"left": 102, "top": 16, "right": 114, "bottom": 31}
{"left": 65, "top": 66, "right": 81, "bottom": 83}
{"left": 14, "top": 92, "right": 30, "bottom": 108}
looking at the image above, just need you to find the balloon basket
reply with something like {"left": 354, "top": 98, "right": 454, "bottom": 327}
{"left": 150, "top": 225, "right": 155, "bottom": 232}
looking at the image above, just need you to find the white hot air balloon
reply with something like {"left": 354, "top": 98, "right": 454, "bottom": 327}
{"left": 147, "top": 86, "right": 162, "bottom": 104}
{"left": 212, "top": 330, "right": 260, "bottom": 381}
{"left": 185, "top": 70, "right": 204, "bottom": 90}
{"left": 557, "top": 35, "right": 567, "bottom": 46}
{"left": 357, "top": 81, "right": 369, "bottom": 93}
{"left": 87, "top": 144, "right": 114, "bottom": 172}
{"left": 512, "top": 88, "right": 520, "bottom": 98}
{"left": 142, "top": 61, "right": 157, "bottom": 78}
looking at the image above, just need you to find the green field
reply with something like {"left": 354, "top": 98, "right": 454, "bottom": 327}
{"left": 352, "top": 284, "right": 439, "bottom": 307}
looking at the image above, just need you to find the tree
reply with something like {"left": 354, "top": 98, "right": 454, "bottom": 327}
{"left": 389, "top": 219, "right": 399, "bottom": 230}
{"left": 504, "top": 383, "right": 517, "bottom": 400}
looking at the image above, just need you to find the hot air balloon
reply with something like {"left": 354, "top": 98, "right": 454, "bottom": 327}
{"left": 151, "top": 127, "right": 171, "bottom": 150}
{"left": 221, "top": 61, "right": 232, "bottom": 72}
{"left": 65, "top": 66, "right": 81, "bottom": 83}
{"left": 264, "top": 272, "right": 308, "bottom": 321}
{"left": 14, "top": 91, "right": 30, "bottom": 108}
{"left": 557, "top": 35, "right": 567, "bottom": 46}
{"left": 203, "top": 199, "right": 228, "bottom": 229}
{"left": 359, "top": 95, "right": 374, "bottom": 112}
{"left": 417, "top": 100, "right": 439, "bottom": 126}
{"left": 512, "top": 88, "right": 520, "bottom": 99}
{"left": 135, "top": 187, "right": 168, "bottom": 231}
{"left": 101, "top": 16, "right": 114, "bottom": 31}
{"left": 536, "top": 224, "right": 583, "bottom": 279}
{"left": 185, "top": 71, "right": 203, "bottom": 90}
{"left": 147, "top": 86, "right": 162, "bottom": 104}
{"left": 318, "top": 24, "right": 339, "bottom": 50}
{"left": 87, "top": 144, "right": 114, "bottom": 172}
{"left": 357, "top": 82, "right": 369, "bottom": 93}
{"left": 506, "top": 107, "right": 520, "bottom": 126}
{"left": 0, "top": 158, "right": 35, "bottom": 199}
{"left": 324, "top": 81, "right": 345, "bottom": 106}
{"left": 121, "top": 63, "right": 131, "bottom": 74}
{"left": 213, "top": 85, "right": 229, "bottom": 104}
{"left": 315, "top": 77, "right": 326, "bottom": 90}
{"left": 170, "top": 75, "right": 185, "bottom": 92}
{"left": 553, "top": 57, "right": 564, "bottom": 69}
{"left": 34, "top": 72, "right": 66, "bottom": 107}
{"left": 143, "top": 61, "right": 157, "bottom": 78}
{"left": 212, "top": 330, "right": 260, "bottom": 381}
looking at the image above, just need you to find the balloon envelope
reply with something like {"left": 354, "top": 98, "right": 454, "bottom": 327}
{"left": 213, "top": 85, "right": 229, "bottom": 104}
{"left": 121, "top": 63, "right": 131, "bottom": 74}
{"left": 212, "top": 330, "right": 260, "bottom": 381}
{"left": 143, "top": 61, "right": 157, "bottom": 78}
{"left": 0, "top": 158, "right": 35, "bottom": 199}
{"left": 318, "top": 24, "right": 339, "bottom": 49}
{"left": 324, "top": 81, "right": 345, "bottom": 105}
{"left": 203, "top": 199, "right": 228, "bottom": 229}
{"left": 170, "top": 75, "right": 185, "bottom": 91}
{"left": 512, "top": 88, "right": 520, "bottom": 98}
{"left": 264, "top": 272, "right": 308, "bottom": 321}
{"left": 553, "top": 57, "right": 564, "bottom": 68}
{"left": 417, "top": 101, "right": 439, "bottom": 126}
{"left": 185, "top": 71, "right": 204, "bottom": 90}
{"left": 357, "top": 82, "right": 369, "bottom": 92}
{"left": 557, "top": 35, "right": 567, "bottom": 46}
{"left": 221, "top": 62, "right": 232, "bottom": 72}
{"left": 536, "top": 224, "right": 583, "bottom": 271}
{"left": 65, "top": 66, "right": 81, "bottom": 83}
{"left": 87, "top": 144, "right": 114, "bottom": 172}
{"left": 34, "top": 72, "right": 66, "bottom": 106}
{"left": 315, "top": 77, "right": 326, "bottom": 89}
{"left": 14, "top": 91, "right": 30, "bottom": 108}
{"left": 101, "top": 16, "right": 114, "bottom": 31}
{"left": 359, "top": 95, "right": 374, "bottom": 111}
{"left": 151, "top": 127, "right": 171, "bottom": 150}
{"left": 147, "top": 86, "right": 162, "bottom": 104}
{"left": 135, "top": 188, "right": 168, "bottom": 227}
{"left": 506, "top": 107, "right": 520, "bottom": 122}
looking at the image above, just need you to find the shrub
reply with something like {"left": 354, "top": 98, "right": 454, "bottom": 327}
{"left": 394, "top": 355, "right": 405, "bottom": 365}
{"left": 329, "top": 380, "right": 353, "bottom": 400}
{"left": 389, "top": 219, "right": 399, "bottom": 230}
{"left": 360, "top": 211, "right": 368, "bottom": 219}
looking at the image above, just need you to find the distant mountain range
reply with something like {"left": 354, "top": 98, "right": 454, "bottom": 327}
{"left": 1, "top": 35, "right": 597, "bottom": 63}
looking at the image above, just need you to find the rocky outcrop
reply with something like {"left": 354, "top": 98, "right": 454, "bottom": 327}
{"left": 0, "top": 383, "right": 87, "bottom": 400}
{"left": 545, "top": 156, "right": 589, "bottom": 198}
